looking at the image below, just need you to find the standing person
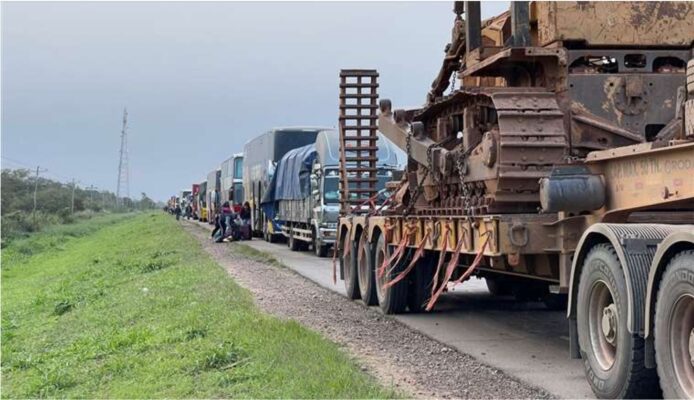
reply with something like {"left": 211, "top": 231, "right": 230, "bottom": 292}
{"left": 174, "top": 204, "right": 182, "bottom": 221}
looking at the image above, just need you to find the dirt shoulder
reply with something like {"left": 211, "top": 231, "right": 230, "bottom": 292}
{"left": 182, "top": 221, "right": 552, "bottom": 399}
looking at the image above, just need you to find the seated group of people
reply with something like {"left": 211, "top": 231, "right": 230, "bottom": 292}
{"left": 211, "top": 201, "right": 251, "bottom": 242}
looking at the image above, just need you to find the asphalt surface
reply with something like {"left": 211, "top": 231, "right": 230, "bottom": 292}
{"left": 241, "top": 238, "right": 595, "bottom": 399}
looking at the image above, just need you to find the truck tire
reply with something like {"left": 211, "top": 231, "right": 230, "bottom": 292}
{"left": 342, "top": 233, "right": 360, "bottom": 300}
{"left": 486, "top": 276, "right": 512, "bottom": 296}
{"left": 407, "top": 252, "right": 435, "bottom": 313}
{"left": 655, "top": 250, "right": 694, "bottom": 399}
{"left": 374, "top": 234, "right": 408, "bottom": 314}
{"left": 357, "top": 235, "right": 378, "bottom": 306}
{"left": 313, "top": 229, "right": 329, "bottom": 258}
{"left": 577, "top": 243, "right": 660, "bottom": 399}
{"left": 289, "top": 231, "right": 301, "bottom": 251}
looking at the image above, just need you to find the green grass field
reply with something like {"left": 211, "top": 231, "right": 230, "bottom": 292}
{"left": 1, "top": 213, "right": 395, "bottom": 398}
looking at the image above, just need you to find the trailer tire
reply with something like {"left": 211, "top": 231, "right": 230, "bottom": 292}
{"left": 342, "top": 233, "right": 360, "bottom": 300}
{"left": 655, "top": 250, "right": 694, "bottom": 399}
{"left": 357, "top": 235, "right": 378, "bottom": 306}
{"left": 375, "top": 234, "right": 408, "bottom": 314}
{"left": 577, "top": 243, "right": 660, "bottom": 399}
{"left": 407, "top": 252, "right": 435, "bottom": 313}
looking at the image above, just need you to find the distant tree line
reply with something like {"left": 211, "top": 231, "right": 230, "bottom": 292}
{"left": 1, "top": 168, "right": 159, "bottom": 242}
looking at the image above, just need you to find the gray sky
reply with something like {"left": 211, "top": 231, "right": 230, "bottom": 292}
{"left": 2, "top": 1, "right": 508, "bottom": 201}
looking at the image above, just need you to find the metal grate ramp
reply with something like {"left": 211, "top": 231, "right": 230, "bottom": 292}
{"left": 338, "top": 69, "right": 379, "bottom": 215}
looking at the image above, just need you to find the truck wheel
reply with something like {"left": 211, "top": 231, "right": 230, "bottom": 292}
{"left": 407, "top": 252, "right": 435, "bottom": 313}
{"left": 342, "top": 233, "right": 360, "bottom": 300}
{"left": 486, "top": 276, "right": 512, "bottom": 296}
{"left": 312, "top": 229, "right": 328, "bottom": 258}
{"left": 577, "top": 243, "right": 659, "bottom": 398}
{"left": 655, "top": 250, "right": 694, "bottom": 399}
{"left": 357, "top": 236, "right": 378, "bottom": 306}
{"left": 374, "top": 234, "right": 408, "bottom": 314}
{"left": 289, "top": 231, "right": 301, "bottom": 251}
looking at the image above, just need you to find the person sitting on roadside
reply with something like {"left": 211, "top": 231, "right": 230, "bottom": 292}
{"left": 240, "top": 202, "right": 251, "bottom": 225}
{"left": 211, "top": 210, "right": 226, "bottom": 242}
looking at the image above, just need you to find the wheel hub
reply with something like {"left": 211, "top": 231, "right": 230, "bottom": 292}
{"left": 690, "top": 328, "right": 694, "bottom": 368}
{"left": 602, "top": 303, "right": 618, "bottom": 345}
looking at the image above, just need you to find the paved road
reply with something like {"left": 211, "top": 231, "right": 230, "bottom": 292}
{"left": 244, "top": 239, "right": 594, "bottom": 399}
{"left": 192, "top": 221, "right": 593, "bottom": 398}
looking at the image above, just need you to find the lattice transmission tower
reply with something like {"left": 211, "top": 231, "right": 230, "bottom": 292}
{"left": 116, "top": 108, "right": 130, "bottom": 206}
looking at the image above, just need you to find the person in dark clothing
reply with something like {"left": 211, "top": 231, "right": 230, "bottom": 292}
{"left": 174, "top": 205, "right": 182, "bottom": 220}
{"left": 211, "top": 211, "right": 225, "bottom": 242}
{"left": 240, "top": 202, "right": 251, "bottom": 223}
{"left": 239, "top": 202, "right": 252, "bottom": 240}
{"left": 185, "top": 205, "right": 192, "bottom": 220}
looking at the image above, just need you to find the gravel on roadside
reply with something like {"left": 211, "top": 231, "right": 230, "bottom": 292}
{"left": 182, "top": 222, "right": 552, "bottom": 399}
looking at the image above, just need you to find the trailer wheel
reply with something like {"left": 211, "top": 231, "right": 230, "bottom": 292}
{"left": 655, "top": 250, "right": 694, "bottom": 399}
{"left": 407, "top": 253, "right": 435, "bottom": 313}
{"left": 342, "top": 233, "right": 360, "bottom": 300}
{"left": 357, "top": 235, "right": 378, "bottom": 306}
{"left": 577, "top": 243, "right": 659, "bottom": 398}
{"left": 374, "top": 234, "right": 408, "bottom": 314}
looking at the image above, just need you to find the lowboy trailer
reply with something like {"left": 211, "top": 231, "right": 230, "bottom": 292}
{"left": 336, "top": 2, "right": 694, "bottom": 398}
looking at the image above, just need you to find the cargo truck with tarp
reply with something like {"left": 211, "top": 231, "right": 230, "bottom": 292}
{"left": 261, "top": 129, "right": 402, "bottom": 257}
{"left": 242, "top": 127, "right": 328, "bottom": 241}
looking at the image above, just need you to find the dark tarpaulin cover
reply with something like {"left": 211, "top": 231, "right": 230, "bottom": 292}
{"left": 260, "top": 143, "right": 316, "bottom": 215}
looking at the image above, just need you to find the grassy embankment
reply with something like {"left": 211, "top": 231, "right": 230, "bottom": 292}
{"left": 1, "top": 213, "right": 395, "bottom": 398}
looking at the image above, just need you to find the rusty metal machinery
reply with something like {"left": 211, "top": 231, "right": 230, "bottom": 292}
{"left": 375, "top": 1, "right": 694, "bottom": 217}
{"left": 337, "top": 3, "right": 694, "bottom": 398}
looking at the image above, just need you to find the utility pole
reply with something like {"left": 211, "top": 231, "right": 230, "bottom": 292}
{"left": 116, "top": 108, "right": 130, "bottom": 208}
{"left": 70, "top": 179, "right": 77, "bottom": 214}
{"left": 32, "top": 166, "right": 40, "bottom": 223}
{"left": 31, "top": 166, "right": 46, "bottom": 225}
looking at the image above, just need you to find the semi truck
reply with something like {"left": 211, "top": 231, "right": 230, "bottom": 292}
{"left": 335, "top": 2, "right": 694, "bottom": 398}
{"left": 261, "top": 129, "right": 403, "bottom": 257}
{"left": 206, "top": 169, "right": 221, "bottom": 224}
{"left": 220, "top": 153, "right": 244, "bottom": 207}
{"left": 242, "top": 127, "right": 328, "bottom": 241}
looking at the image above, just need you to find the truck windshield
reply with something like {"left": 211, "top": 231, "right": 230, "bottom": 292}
{"left": 323, "top": 176, "right": 340, "bottom": 204}
{"left": 323, "top": 173, "right": 393, "bottom": 204}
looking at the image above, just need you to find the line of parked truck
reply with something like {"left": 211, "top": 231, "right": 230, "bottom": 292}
{"left": 165, "top": 2, "right": 694, "bottom": 397}
{"left": 169, "top": 127, "right": 404, "bottom": 257}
